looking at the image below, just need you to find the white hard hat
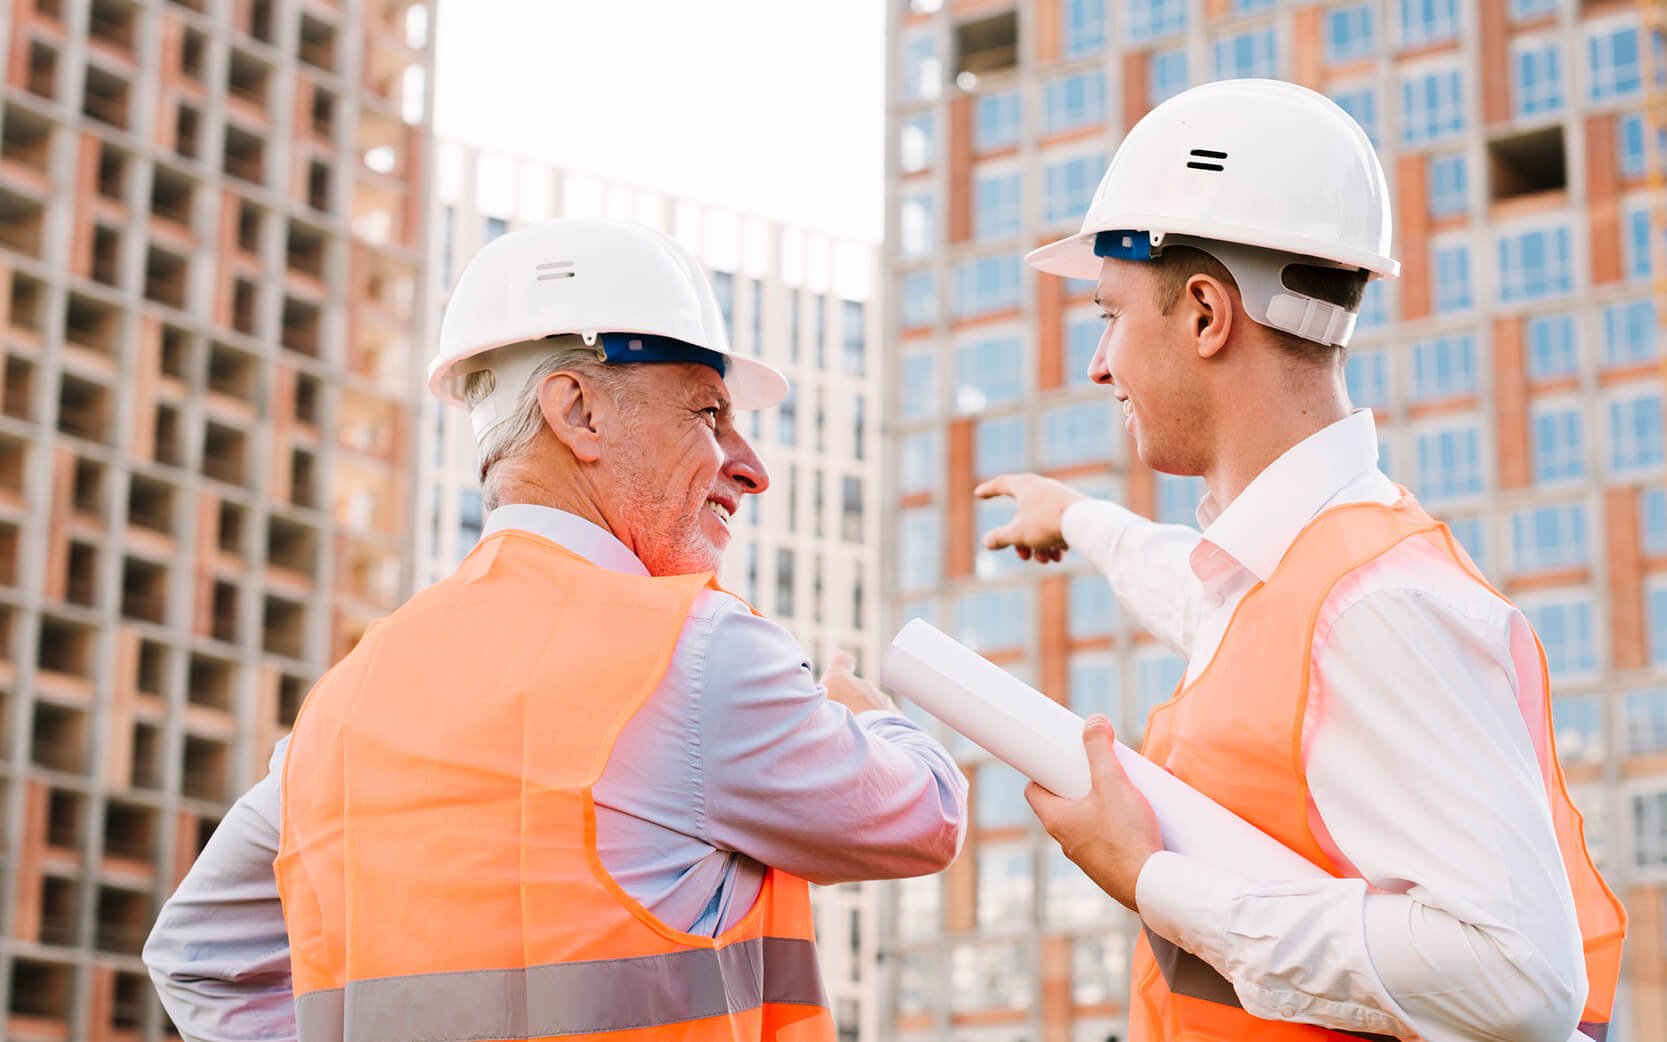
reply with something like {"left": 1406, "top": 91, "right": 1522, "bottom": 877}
{"left": 1028, "top": 79, "right": 1398, "bottom": 346}
{"left": 431, "top": 218, "right": 788, "bottom": 441}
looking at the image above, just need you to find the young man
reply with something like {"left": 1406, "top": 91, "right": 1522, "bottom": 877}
{"left": 977, "top": 80, "right": 1624, "bottom": 1042}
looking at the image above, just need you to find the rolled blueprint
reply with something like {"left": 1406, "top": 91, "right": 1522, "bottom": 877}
{"left": 881, "top": 618, "right": 1325, "bottom": 881}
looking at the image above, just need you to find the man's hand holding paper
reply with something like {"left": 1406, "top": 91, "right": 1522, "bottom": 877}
{"left": 1025, "top": 715, "right": 1161, "bottom": 911}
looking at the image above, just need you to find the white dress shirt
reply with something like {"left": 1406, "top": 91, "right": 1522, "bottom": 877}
{"left": 144, "top": 505, "right": 968, "bottom": 1042}
{"left": 1060, "top": 411, "right": 1589, "bottom": 1042}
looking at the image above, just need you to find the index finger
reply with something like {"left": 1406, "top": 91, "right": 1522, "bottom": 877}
{"left": 973, "top": 475, "right": 1016, "bottom": 500}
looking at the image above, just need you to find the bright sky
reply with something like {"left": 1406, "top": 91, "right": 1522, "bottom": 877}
{"left": 432, "top": 0, "right": 887, "bottom": 244}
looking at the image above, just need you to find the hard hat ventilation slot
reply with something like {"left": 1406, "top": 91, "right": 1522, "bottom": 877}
{"left": 535, "top": 260, "right": 576, "bottom": 281}
{"left": 1186, "top": 148, "right": 1227, "bottom": 172}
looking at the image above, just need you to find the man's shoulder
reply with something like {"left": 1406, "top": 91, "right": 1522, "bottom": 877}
{"left": 1322, "top": 534, "right": 1517, "bottom": 638}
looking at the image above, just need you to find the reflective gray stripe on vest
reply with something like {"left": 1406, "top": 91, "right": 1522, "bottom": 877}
{"left": 295, "top": 936, "right": 826, "bottom": 1042}
{"left": 1145, "top": 929, "right": 1398, "bottom": 1042}
{"left": 1579, "top": 1022, "right": 1608, "bottom": 1041}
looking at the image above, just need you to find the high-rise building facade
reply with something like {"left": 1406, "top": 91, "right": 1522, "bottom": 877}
{"left": 422, "top": 141, "right": 887, "bottom": 1042}
{"left": 0, "top": 0, "right": 434, "bottom": 1036}
{"left": 883, "top": 1, "right": 1667, "bottom": 1040}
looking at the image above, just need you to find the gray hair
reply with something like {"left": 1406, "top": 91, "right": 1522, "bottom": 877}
{"left": 462, "top": 335, "right": 632, "bottom": 509}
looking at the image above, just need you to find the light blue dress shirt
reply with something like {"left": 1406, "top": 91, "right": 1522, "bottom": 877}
{"left": 144, "top": 506, "right": 967, "bottom": 1042}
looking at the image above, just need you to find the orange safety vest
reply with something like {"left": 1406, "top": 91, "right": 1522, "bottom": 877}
{"left": 1130, "top": 495, "right": 1626, "bottom": 1042}
{"left": 275, "top": 529, "right": 835, "bottom": 1042}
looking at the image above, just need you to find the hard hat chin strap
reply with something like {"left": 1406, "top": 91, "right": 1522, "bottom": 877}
{"left": 1167, "top": 236, "right": 1359, "bottom": 348}
{"left": 1093, "top": 230, "right": 1361, "bottom": 348}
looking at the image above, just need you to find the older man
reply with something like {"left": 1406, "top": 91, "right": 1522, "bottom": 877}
{"left": 144, "top": 219, "right": 966, "bottom": 1042}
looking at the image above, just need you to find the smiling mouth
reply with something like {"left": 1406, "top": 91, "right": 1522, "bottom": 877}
{"left": 707, "top": 499, "right": 733, "bottom": 526}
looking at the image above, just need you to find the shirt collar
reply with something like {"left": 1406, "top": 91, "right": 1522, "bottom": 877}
{"left": 480, "top": 504, "right": 650, "bottom": 578}
{"left": 1192, "top": 410, "right": 1383, "bottom": 584}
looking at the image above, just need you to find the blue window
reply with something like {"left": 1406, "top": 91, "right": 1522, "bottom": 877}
{"left": 900, "top": 112, "right": 936, "bottom": 173}
{"left": 1415, "top": 424, "right": 1483, "bottom": 502}
{"left": 975, "top": 763, "right": 1031, "bottom": 828}
{"left": 976, "top": 91, "right": 1022, "bottom": 153}
{"left": 899, "top": 508, "right": 941, "bottom": 591}
{"left": 1514, "top": 41, "right": 1564, "bottom": 117}
{"left": 1624, "top": 688, "right": 1667, "bottom": 755}
{"left": 1346, "top": 349, "right": 1390, "bottom": 407}
{"left": 1062, "top": 0, "right": 1107, "bottom": 58}
{"left": 903, "top": 32, "right": 940, "bottom": 102}
{"left": 1044, "top": 154, "right": 1105, "bottom": 225}
{"left": 1132, "top": 652, "right": 1186, "bottom": 741}
{"left": 1509, "top": 0, "right": 1556, "bottom": 20}
{"left": 777, "top": 385, "right": 797, "bottom": 444}
{"left": 1068, "top": 574, "right": 1117, "bottom": 639}
{"left": 1589, "top": 26, "right": 1642, "bottom": 103}
{"left": 1214, "top": 28, "right": 1277, "bottom": 81}
{"left": 975, "top": 171, "right": 1022, "bottom": 241}
{"left": 1532, "top": 405, "right": 1586, "bottom": 483}
{"left": 483, "top": 215, "right": 508, "bottom": 242}
{"left": 1232, "top": 0, "right": 1275, "bottom": 11}
{"left": 901, "top": 350, "right": 938, "bottom": 421}
{"left": 899, "top": 431, "right": 940, "bottom": 495}
{"left": 1642, "top": 486, "right": 1667, "bottom": 555}
{"left": 1609, "top": 392, "right": 1665, "bottom": 474}
{"left": 1648, "top": 584, "right": 1667, "bottom": 665}
{"left": 1402, "top": 69, "right": 1465, "bottom": 146}
{"left": 1428, "top": 154, "right": 1468, "bottom": 219}
{"left": 1356, "top": 279, "right": 1389, "bottom": 331}
{"left": 1626, "top": 204, "right": 1655, "bottom": 281}
{"left": 1553, "top": 696, "right": 1605, "bottom": 765}
{"left": 1043, "top": 71, "right": 1108, "bottom": 136}
{"left": 1332, "top": 87, "right": 1380, "bottom": 146}
{"left": 842, "top": 299, "right": 865, "bottom": 376}
{"left": 1619, "top": 111, "right": 1647, "bottom": 178}
{"left": 902, "top": 270, "right": 937, "bottom": 329}
{"left": 1042, "top": 400, "right": 1115, "bottom": 469}
{"left": 975, "top": 497, "right": 1027, "bottom": 579}
{"left": 1156, "top": 473, "right": 1205, "bottom": 527}
{"left": 955, "top": 586, "right": 1032, "bottom": 653}
{"left": 1412, "top": 333, "right": 1477, "bottom": 399}
{"left": 900, "top": 191, "right": 936, "bottom": 257}
{"left": 1498, "top": 225, "right": 1573, "bottom": 304}
{"left": 711, "top": 270, "right": 735, "bottom": 341}
{"left": 1399, "top": 0, "right": 1458, "bottom": 49}
{"left": 1150, "top": 47, "right": 1189, "bottom": 106}
{"left": 458, "top": 488, "right": 483, "bottom": 552}
{"left": 1432, "top": 242, "right": 1472, "bottom": 312}
{"left": 1447, "top": 515, "right": 1486, "bottom": 565}
{"left": 1510, "top": 503, "right": 1589, "bottom": 572}
{"left": 1527, "top": 314, "right": 1578, "bottom": 379}
{"left": 1326, "top": 3, "right": 1375, "bottom": 65}
{"left": 1603, "top": 299, "right": 1658, "bottom": 367}
{"left": 1067, "top": 317, "right": 1101, "bottom": 386}
{"left": 1069, "top": 655, "right": 1119, "bottom": 721}
{"left": 956, "top": 335, "right": 1025, "bottom": 412}
{"left": 1126, "top": 0, "right": 1187, "bottom": 43}
{"left": 952, "top": 254, "right": 1022, "bottom": 318}
{"left": 975, "top": 415, "right": 1028, "bottom": 478}
{"left": 1522, "top": 594, "right": 1597, "bottom": 677}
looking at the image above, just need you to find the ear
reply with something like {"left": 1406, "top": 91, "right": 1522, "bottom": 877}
{"left": 537, "top": 371, "right": 605, "bottom": 463}
{"left": 1184, "top": 273, "right": 1234, "bottom": 361}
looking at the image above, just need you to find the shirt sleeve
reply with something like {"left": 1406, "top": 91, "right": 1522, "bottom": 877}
{"left": 1061, "top": 498, "right": 1204, "bottom": 657}
{"left": 1134, "top": 588, "right": 1586, "bottom": 1042}
{"left": 143, "top": 739, "right": 297, "bottom": 1042}
{"left": 693, "top": 602, "right": 968, "bottom": 885}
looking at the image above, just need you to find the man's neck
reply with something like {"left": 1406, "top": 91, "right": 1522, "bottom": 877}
{"left": 490, "top": 472, "right": 611, "bottom": 535}
{"left": 1203, "top": 380, "right": 1351, "bottom": 512}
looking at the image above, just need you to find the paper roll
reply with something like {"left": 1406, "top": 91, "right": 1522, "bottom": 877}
{"left": 881, "top": 618, "right": 1325, "bottom": 881}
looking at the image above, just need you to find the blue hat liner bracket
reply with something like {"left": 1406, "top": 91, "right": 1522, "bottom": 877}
{"left": 597, "top": 332, "right": 728, "bottom": 377}
{"left": 1093, "top": 230, "right": 1156, "bottom": 262}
